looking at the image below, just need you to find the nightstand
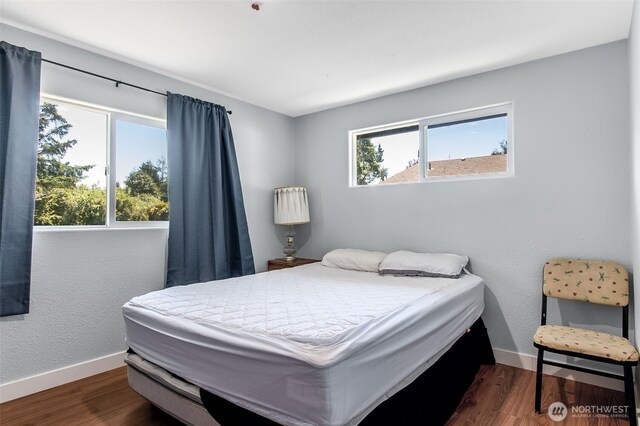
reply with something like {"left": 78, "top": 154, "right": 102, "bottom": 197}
{"left": 267, "top": 257, "right": 320, "bottom": 271}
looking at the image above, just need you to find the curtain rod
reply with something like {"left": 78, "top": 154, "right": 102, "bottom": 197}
{"left": 41, "top": 58, "right": 232, "bottom": 114}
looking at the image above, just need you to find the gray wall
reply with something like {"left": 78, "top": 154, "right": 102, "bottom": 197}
{"left": 0, "top": 25, "right": 294, "bottom": 384}
{"left": 293, "top": 41, "right": 631, "bottom": 359}
{"left": 630, "top": 0, "right": 640, "bottom": 369}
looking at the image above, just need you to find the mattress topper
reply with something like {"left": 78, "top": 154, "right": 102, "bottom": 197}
{"left": 123, "top": 263, "right": 485, "bottom": 425}
{"left": 125, "top": 263, "right": 483, "bottom": 347}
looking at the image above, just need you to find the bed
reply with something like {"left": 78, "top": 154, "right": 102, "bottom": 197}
{"left": 123, "top": 261, "right": 493, "bottom": 426}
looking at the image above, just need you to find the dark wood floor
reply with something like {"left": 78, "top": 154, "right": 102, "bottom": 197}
{"left": 447, "top": 364, "right": 629, "bottom": 425}
{"left": 0, "top": 364, "right": 630, "bottom": 425}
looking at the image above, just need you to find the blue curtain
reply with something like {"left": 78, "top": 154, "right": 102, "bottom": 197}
{"left": 166, "top": 93, "right": 254, "bottom": 286}
{"left": 0, "top": 41, "right": 41, "bottom": 316}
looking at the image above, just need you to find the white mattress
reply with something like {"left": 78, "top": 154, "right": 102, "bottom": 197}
{"left": 123, "top": 263, "right": 484, "bottom": 426}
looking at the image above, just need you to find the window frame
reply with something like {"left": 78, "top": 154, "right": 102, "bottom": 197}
{"left": 349, "top": 118, "right": 418, "bottom": 187}
{"left": 36, "top": 95, "right": 168, "bottom": 230}
{"left": 349, "top": 102, "right": 514, "bottom": 187}
{"left": 109, "top": 112, "right": 168, "bottom": 228}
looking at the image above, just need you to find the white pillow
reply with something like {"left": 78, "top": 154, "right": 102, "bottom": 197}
{"left": 378, "top": 250, "right": 469, "bottom": 278}
{"left": 321, "top": 249, "right": 387, "bottom": 272}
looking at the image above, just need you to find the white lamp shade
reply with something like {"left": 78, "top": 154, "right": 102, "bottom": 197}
{"left": 274, "top": 186, "right": 310, "bottom": 225}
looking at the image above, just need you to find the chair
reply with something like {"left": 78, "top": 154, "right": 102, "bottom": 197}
{"left": 533, "top": 258, "right": 638, "bottom": 426}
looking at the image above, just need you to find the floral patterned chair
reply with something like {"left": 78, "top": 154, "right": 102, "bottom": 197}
{"left": 533, "top": 258, "right": 638, "bottom": 426}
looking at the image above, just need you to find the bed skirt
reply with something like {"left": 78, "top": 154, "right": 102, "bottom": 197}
{"left": 127, "top": 317, "right": 494, "bottom": 426}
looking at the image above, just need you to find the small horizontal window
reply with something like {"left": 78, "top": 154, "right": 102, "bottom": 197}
{"left": 350, "top": 103, "right": 513, "bottom": 186}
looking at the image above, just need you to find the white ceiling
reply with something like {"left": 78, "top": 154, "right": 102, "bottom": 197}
{"left": 0, "top": 0, "right": 634, "bottom": 117}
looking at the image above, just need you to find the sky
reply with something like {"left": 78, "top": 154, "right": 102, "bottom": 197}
{"left": 54, "top": 103, "right": 107, "bottom": 188}
{"left": 372, "top": 115, "right": 507, "bottom": 181}
{"left": 115, "top": 121, "right": 167, "bottom": 185}
{"left": 49, "top": 101, "right": 166, "bottom": 188}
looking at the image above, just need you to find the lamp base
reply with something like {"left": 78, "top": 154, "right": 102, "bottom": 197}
{"left": 282, "top": 226, "right": 297, "bottom": 261}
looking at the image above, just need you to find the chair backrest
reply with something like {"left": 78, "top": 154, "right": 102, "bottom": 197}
{"left": 543, "top": 258, "right": 629, "bottom": 307}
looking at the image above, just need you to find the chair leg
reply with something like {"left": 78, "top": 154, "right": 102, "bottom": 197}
{"left": 624, "top": 365, "right": 637, "bottom": 426}
{"left": 535, "top": 348, "right": 544, "bottom": 414}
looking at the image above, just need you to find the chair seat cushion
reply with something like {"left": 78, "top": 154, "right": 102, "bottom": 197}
{"left": 534, "top": 325, "right": 639, "bottom": 363}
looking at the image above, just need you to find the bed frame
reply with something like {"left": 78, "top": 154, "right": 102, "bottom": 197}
{"left": 127, "top": 318, "right": 494, "bottom": 426}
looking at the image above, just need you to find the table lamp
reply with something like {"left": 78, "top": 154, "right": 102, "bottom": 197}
{"left": 274, "top": 186, "right": 310, "bottom": 261}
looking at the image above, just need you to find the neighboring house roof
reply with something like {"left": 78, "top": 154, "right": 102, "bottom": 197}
{"left": 381, "top": 154, "right": 507, "bottom": 184}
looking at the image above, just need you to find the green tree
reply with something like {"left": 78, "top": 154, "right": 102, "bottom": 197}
{"left": 116, "top": 190, "right": 168, "bottom": 221}
{"left": 59, "top": 186, "right": 107, "bottom": 225}
{"left": 356, "top": 139, "right": 388, "bottom": 185}
{"left": 491, "top": 140, "right": 508, "bottom": 155}
{"left": 154, "top": 157, "right": 168, "bottom": 201}
{"left": 34, "top": 186, "right": 106, "bottom": 226}
{"left": 124, "top": 171, "right": 158, "bottom": 197}
{"left": 124, "top": 158, "right": 168, "bottom": 201}
{"left": 37, "top": 103, "right": 94, "bottom": 190}
{"left": 118, "top": 158, "right": 169, "bottom": 221}
{"left": 35, "top": 103, "right": 99, "bottom": 225}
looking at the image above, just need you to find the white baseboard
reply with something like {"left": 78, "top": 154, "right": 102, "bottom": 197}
{"left": 493, "top": 348, "right": 624, "bottom": 391}
{"left": 0, "top": 351, "right": 125, "bottom": 403}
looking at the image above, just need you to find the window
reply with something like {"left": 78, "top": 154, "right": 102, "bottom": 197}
{"left": 35, "top": 97, "right": 168, "bottom": 227}
{"left": 350, "top": 103, "right": 513, "bottom": 186}
{"left": 425, "top": 106, "right": 511, "bottom": 179}
{"left": 113, "top": 118, "right": 168, "bottom": 222}
{"left": 354, "top": 122, "right": 419, "bottom": 185}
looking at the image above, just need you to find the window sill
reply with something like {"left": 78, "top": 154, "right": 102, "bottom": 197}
{"left": 34, "top": 224, "right": 168, "bottom": 233}
{"left": 350, "top": 171, "right": 514, "bottom": 188}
